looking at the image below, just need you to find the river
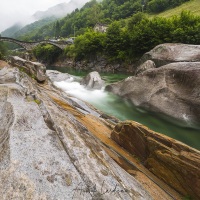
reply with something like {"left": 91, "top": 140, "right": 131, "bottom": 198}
{"left": 49, "top": 66, "right": 200, "bottom": 150}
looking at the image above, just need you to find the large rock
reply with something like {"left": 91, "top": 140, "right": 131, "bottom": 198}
{"left": 81, "top": 71, "right": 105, "bottom": 89}
{"left": 139, "top": 43, "right": 200, "bottom": 68}
{"left": 46, "top": 70, "right": 74, "bottom": 82}
{"left": 10, "top": 56, "right": 47, "bottom": 82}
{"left": 106, "top": 62, "right": 200, "bottom": 126}
{"left": 111, "top": 121, "right": 200, "bottom": 200}
{"left": 0, "top": 63, "right": 153, "bottom": 199}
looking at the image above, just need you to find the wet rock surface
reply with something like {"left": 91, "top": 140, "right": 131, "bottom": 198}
{"left": 46, "top": 70, "right": 75, "bottom": 82}
{"left": 111, "top": 121, "right": 200, "bottom": 200}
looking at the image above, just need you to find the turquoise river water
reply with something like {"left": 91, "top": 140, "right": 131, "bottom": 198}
{"left": 49, "top": 67, "right": 200, "bottom": 150}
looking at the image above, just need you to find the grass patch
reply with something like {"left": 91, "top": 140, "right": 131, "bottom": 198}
{"left": 34, "top": 99, "right": 41, "bottom": 105}
{"left": 149, "top": 0, "right": 200, "bottom": 18}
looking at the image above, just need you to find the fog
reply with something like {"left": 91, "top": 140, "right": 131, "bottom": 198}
{"left": 0, "top": 0, "right": 89, "bottom": 32}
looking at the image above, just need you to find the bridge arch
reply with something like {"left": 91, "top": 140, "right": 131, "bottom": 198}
{"left": 0, "top": 37, "right": 33, "bottom": 50}
{"left": 0, "top": 37, "right": 67, "bottom": 51}
{"left": 37, "top": 41, "right": 67, "bottom": 50}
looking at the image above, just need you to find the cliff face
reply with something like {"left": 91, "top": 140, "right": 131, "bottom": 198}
{"left": 111, "top": 121, "right": 200, "bottom": 200}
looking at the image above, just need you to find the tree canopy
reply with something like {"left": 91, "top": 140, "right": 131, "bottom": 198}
{"left": 63, "top": 11, "right": 200, "bottom": 62}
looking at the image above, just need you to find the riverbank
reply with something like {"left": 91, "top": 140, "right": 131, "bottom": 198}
{"left": 52, "top": 56, "right": 136, "bottom": 73}
{"left": 50, "top": 67, "right": 200, "bottom": 150}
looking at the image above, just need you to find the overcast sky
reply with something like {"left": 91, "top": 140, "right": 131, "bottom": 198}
{"left": 0, "top": 0, "right": 72, "bottom": 32}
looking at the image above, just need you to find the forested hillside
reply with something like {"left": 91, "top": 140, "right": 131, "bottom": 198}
{"left": 17, "top": 0, "right": 191, "bottom": 41}
{"left": 1, "top": 0, "right": 200, "bottom": 65}
{"left": 14, "top": 17, "right": 57, "bottom": 40}
{"left": 34, "top": 10, "right": 200, "bottom": 64}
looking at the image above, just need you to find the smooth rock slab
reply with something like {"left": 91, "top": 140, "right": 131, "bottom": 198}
{"left": 0, "top": 65, "right": 151, "bottom": 200}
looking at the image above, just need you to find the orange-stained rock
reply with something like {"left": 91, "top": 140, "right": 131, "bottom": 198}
{"left": 0, "top": 60, "right": 10, "bottom": 69}
{"left": 111, "top": 120, "right": 200, "bottom": 199}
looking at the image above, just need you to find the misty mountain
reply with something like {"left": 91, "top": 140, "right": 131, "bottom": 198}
{"left": 1, "top": 0, "right": 90, "bottom": 38}
{"left": 33, "top": 0, "right": 90, "bottom": 20}
{"left": 13, "top": 17, "right": 57, "bottom": 39}
{"left": 33, "top": 2, "right": 68, "bottom": 20}
{"left": 1, "top": 23, "right": 23, "bottom": 37}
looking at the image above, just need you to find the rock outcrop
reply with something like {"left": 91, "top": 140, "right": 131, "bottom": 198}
{"left": 46, "top": 70, "right": 75, "bottom": 82}
{"left": 106, "top": 61, "right": 200, "bottom": 126}
{"left": 10, "top": 56, "right": 46, "bottom": 82}
{"left": 81, "top": 71, "right": 105, "bottom": 89}
{"left": 139, "top": 43, "right": 200, "bottom": 68}
{"left": 0, "top": 62, "right": 154, "bottom": 200}
{"left": 111, "top": 121, "right": 200, "bottom": 200}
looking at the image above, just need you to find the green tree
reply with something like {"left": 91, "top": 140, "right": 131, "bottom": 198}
{"left": 171, "top": 11, "right": 200, "bottom": 44}
{"left": 73, "top": 29, "right": 106, "bottom": 60}
{"left": 54, "top": 21, "right": 61, "bottom": 39}
{"left": 105, "top": 21, "right": 130, "bottom": 62}
{"left": 0, "top": 35, "right": 7, "bottom": 60}
{"left": 127, "top": 11, "right": 200, "bottom": 57}
{"left": 33, "top": 44, "right": 62, "bottom": 64}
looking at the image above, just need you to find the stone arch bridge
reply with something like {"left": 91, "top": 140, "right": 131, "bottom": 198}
{"left": 0, "top": 37, "right": 68, "bottom": 51}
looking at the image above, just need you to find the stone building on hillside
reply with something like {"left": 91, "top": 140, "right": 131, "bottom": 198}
{"left": 94, "top": 23, "right": 108, "bottom": 33}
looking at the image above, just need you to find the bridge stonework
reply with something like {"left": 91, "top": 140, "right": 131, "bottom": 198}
{"left": 0, "top": 37, "right": 67, "bottom": 51}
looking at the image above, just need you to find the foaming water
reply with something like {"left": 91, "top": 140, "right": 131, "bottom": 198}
{"left": 54, "top": 77, "right": 139, "bottom": 121}
{"left": 54, "top": 78, "right": 107, "bottom": 105}
{"left": 53, "top": 75, "right": 200, "bottom": 150}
